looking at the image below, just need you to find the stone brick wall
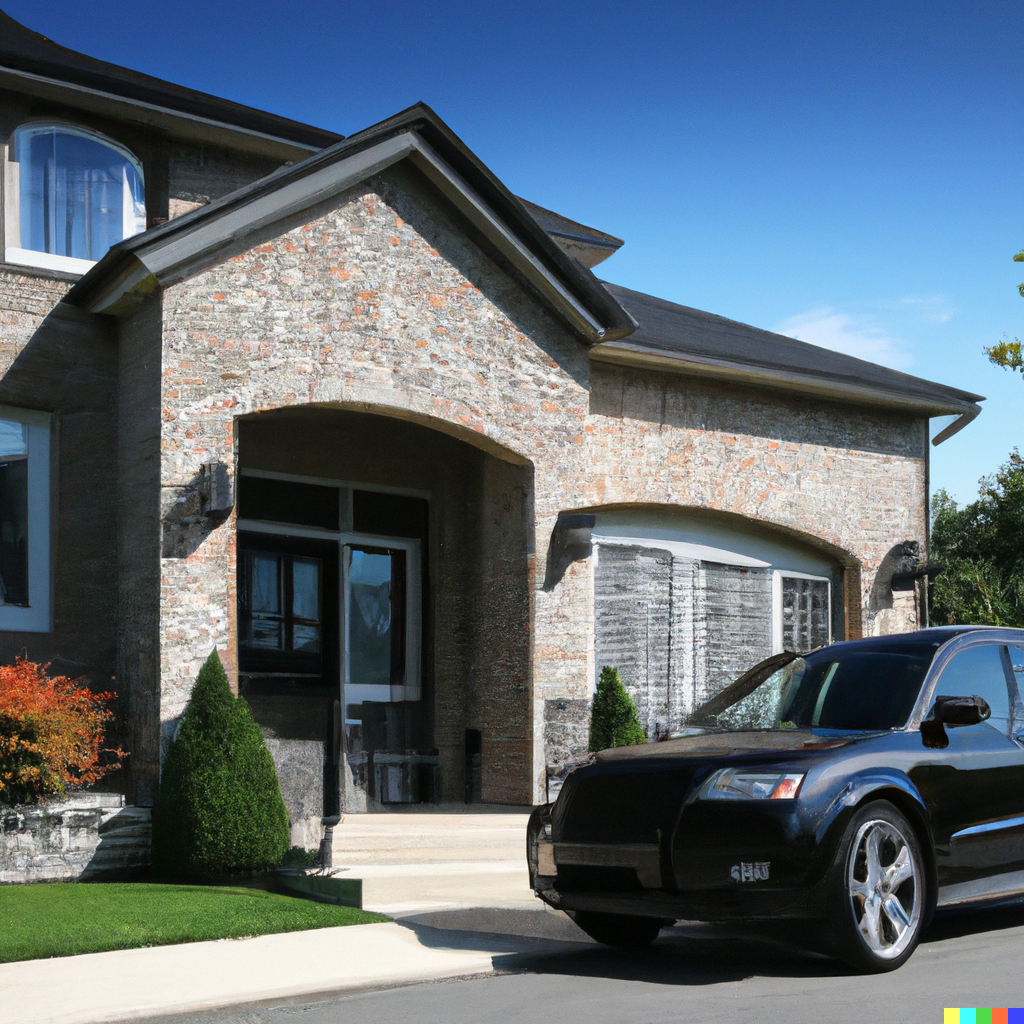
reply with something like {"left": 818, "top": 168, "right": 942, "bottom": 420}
{"left": 0, "top": 794, "right": 150, "bottom": 884}
{"left": 0, "top": 267, "right": 75, "bottom": 376}
{"left": 168, "top": 142, "right": 285, "bottom": 219}
{"left": 116, "top": 298, "right": 164, "bottom": 804}
{"left": 135, "top": 166, "right": 928, "bottom": 805}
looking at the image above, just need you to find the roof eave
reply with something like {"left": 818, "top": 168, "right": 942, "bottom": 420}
{"left": 66, "top": 125, "right": 636, "bottom": 344}
{"left": 589, "top": 341, "right": 983, "bottom": 432}
{"left": 0, "top": 64, "right": 333, "bottom": 159}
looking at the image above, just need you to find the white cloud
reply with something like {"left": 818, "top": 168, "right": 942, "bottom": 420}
{"left": 896, "top": 294, "right": 955, "bottom": 323}
{"left": 775, "top": 307, "right": 914, "bottom": 370}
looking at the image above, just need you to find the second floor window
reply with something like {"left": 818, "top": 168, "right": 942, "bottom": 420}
{"left": 8, "top": 124, "right": 146, "bottom": 265}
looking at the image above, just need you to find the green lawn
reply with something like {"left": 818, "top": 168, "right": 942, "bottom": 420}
{"left": 0, "top": 882, "right": 388, "bottom": 963}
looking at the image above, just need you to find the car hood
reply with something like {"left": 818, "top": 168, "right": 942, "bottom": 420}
{"left": 593, "top": 729, "right": 866, "bottom": 762}
{"left": 553, "top": 730, "right": 874, "bottom": 845}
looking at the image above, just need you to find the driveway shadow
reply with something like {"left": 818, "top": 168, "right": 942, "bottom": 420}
{"left": 396, "top": 899, "right": 1024, "bottom": 988}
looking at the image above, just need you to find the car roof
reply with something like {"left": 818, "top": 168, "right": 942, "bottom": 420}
{"left": 814, "top": 625, "right": 1022, "bottom": 655}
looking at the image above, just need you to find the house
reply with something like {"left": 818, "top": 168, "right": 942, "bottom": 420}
{"left": 0, "top": 11, "right": 982, "bottom": 846}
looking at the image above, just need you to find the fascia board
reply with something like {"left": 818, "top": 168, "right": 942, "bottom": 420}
{"left": 80, "top": 132, "right": 620, "bottom": 342}
{"left": 404, "top": 137, "right": 605, "bottom": 340}
{"left": 0, "top": 65, "right": 324, "bottom": 157}
{"left": 589, "top": 340, "right": 982, "bottom": 421}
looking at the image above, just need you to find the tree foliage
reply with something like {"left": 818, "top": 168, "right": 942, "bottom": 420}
{"left": 0, "top": 659, "right": 123, "bottom": 805}
{"left": 589, "top": 666, "right": 647, "bottom": 752}
{"left": 930, "top": 450, "right": 1024, "bottom": 627}
{"left": 152, "top": 650, "right": 289, "bottom": 881}
{"left": 984, "top": 250, "right": 1024, "bottom": 378}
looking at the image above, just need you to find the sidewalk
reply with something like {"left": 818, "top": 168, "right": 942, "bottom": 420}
{"left": 0, "top": 912, "right": 592, "bottom": 1024}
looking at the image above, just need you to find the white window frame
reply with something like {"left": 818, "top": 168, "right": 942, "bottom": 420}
{"left": 3, "top": 122, "right": 146, "bottom": 276}
{"left": 0, "top": 407, "right": 52, "bottom": 633}
{"left": 772, "top": 570, "right": 832, "bottom": 654}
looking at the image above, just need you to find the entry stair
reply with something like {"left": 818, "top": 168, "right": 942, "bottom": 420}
{"left": 327, "top": 807, "right": 534, "bottom": 916}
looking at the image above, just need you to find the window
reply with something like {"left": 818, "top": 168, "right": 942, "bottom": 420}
{"left": 937, "top": 644, "right": 1012, "bottom": 735}
{"left": 5, "top": 124, "right": 146, "bottom": 274}
{"left": 239, "top": 548, "right": 323, "bottom": 674}
{"left": 772, "top": 571, "right": 831, "bottom": 653}
{"left": 0, "top": 410, "right": 50, "bottom": 632}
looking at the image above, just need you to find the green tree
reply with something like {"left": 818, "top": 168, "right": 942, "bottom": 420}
{"left": 152, "top": 650, "right": 289, "bottom": 881}
{"left": 930, "top": 450, "right": 1024, "bottom": 627}
{"left": 984, "top": 250, "right": 1024, "bottom": 378}
{"left": 589, "top": 666, "right": 647, "bottom": 752}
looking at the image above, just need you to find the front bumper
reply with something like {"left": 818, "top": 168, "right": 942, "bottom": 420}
{"left": 528, "top": 797, "right": 837, "bottom": 922}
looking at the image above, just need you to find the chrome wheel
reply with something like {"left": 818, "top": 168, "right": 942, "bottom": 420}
{"left": 847, "top": 817, "right": 922, "bottom": 961}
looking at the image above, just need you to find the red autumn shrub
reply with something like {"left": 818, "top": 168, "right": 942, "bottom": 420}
{"left": 0, "top": 658, "right": 125, "bottom": 805}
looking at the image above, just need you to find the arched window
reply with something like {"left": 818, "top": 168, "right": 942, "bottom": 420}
{"left": 6, "top": 123, "right": 146, "bottom": 271}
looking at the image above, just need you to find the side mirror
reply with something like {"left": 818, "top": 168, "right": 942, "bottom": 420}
{"left": 932, "top": 694, "right": 991, "bottom": 726}
{"left": 920, "top": 695, "right": 992, "bottom": 749}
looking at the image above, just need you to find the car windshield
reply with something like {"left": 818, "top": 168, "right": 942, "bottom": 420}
{"left": 686, "top": 644, "right": 938, "bottom": 732}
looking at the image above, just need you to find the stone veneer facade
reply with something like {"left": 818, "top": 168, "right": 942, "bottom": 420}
{"left": 136, "top": 165, "right": 928, "bottom": 808}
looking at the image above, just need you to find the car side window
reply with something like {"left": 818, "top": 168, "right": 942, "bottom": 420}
{"left": 936, "top": 644, "right": 1012, "bottom": 735}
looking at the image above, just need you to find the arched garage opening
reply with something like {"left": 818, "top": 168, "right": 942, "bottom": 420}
{"left": 235, "top": 407, "right": 533, "bottom": 834}
{"left": 587, "top": 505, "right": 854, "bottom": 742}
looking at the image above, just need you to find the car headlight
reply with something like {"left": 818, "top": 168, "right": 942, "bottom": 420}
{"left": 700, "top": 768, "right": 805, "bottom": 800}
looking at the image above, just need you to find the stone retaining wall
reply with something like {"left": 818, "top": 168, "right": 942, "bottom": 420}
{"left": 0, "top": 793, "right": 151, "bottom": 884}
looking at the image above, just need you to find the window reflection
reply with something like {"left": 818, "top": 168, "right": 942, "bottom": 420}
{"left": 292, "top": 556, "right": 321, "bottom": 653}
{"left": 347, "top": 550, "right": 392, "bottom": 692}
{"left": 11, "top": 124, "right": 146, "bottom": 263}
{"left": 241, "top": 551, "right": 321, "bottom": 658}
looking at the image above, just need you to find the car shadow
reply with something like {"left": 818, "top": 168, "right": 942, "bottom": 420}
{"left": 396, "top": 899, "right": 1024, "bottom": 988}
{"left": 924, "top": 897, "right": 1024, "bottom": 941}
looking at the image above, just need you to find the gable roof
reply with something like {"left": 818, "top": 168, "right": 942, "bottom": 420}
{"left": 0, "top": 10, "right": 340, "bottom": 155}
{"left": 595, "top": 283, "right": 983, "bottom": 443}
{"left": 516, "top": 197, "right": 623, "bottom": 268}
{"left": 65, "top": 103, "right": 638, "bottom": 345}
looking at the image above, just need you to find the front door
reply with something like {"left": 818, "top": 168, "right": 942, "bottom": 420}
{"left": 342, "top": 540, "right": 429, "bottom": 807}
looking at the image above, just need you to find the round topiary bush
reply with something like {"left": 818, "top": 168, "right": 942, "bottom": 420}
{"left": 152, "top": 650, "right": 289, "bottom": 881}
{"left": 589, "top": 666, "right": 647, "bottom": 752}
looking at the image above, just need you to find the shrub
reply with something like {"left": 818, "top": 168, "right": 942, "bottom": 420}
{"left": 0, "top": 659, "right": 123, "bottom": 805}
{"left": 152, "top": 650, "right": 290, "bottom": 881}
{"left": 281, "top": 845, "right": 318, "bottom": 868}
{"left": 589, "top": 666, "right": 646, "bottom": 752}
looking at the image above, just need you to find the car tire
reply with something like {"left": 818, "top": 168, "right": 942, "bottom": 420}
{"left": 572, "top": 910, "right": 666, "bottom": 948}
{"left": 824, "top": 799, "right": 927, "bottom": 973}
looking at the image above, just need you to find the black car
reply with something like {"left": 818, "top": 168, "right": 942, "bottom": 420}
{"left": 527, "top": 626, "right": 1024, "bottom": 971}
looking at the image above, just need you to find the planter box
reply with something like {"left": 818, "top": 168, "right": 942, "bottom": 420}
{"left": 0, "top": 794, "right": 151, "bottom": 884}
{"left": 274, "top": 867, "right": 362, "bottom": 908}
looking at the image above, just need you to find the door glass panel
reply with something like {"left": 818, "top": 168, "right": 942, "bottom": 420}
{"left": 937, "top": 645, "right": 1012, "bottom": 734}
{"left": 347, "top": 550, "right": 392, "bottom": 700}
{"left": 248, "top": 553, "right": 283, "bottom": 649}
{"left": 291, "top": 556, "right": 321, "bottom": 653}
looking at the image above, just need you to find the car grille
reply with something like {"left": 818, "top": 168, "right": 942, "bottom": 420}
{"left": 551, "top": 759, "right": 699, "bottom": 845}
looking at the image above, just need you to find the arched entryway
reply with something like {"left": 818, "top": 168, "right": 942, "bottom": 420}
{"left": 234, "top": 406, "right": 534, "bottom": 839}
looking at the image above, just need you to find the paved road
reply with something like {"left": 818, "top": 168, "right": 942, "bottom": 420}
{"left": 140, "top": 902, "right": 1024, "bottom": 1024}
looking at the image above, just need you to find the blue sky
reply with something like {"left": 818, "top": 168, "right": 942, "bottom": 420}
{"left": 8, "top": 0, "right": 1022, "bottom": 504}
